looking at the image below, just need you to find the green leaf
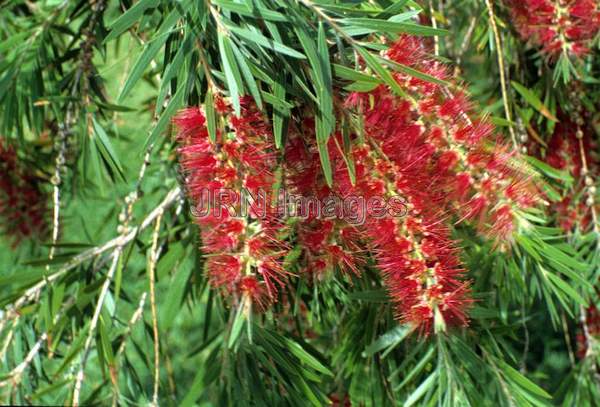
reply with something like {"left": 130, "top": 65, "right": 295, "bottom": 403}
{"left": 490, "top": 116, "right": 516, "bottom": 127}
{"left": 294, "top": 23, "right": 333, "bottom": 185}
{"left": 160, "top": 256, "right": 193, "bottom": 330}
{"left": 0, "top": 30, "right": 34, "bottom": 54}
{"left": 230, "top": 40, "right": 263, "bottom": 109}
{"left": 105, "top": 0, "right": 159, "bottom": 43}
{"left": 99, "top": 316, "right": 115, "bottom": 364}
{"left": 284, "top": 338, "right": 333, "bottom": 376}
{"left": 212, "top": 0, "right": 288, "bottom": 21}
{"left": 404, "top": 370, "right": 437, "bottom": 407}
{"left": 318, "top": 22, "right": 333, "bottom": 113}
{"left": 227, "top": 25, "right": 306, "bottom": 59}
{"left": 92, "top": 117, "right": 126, "bottom": 182}
{"left": 316, "top": 22, "right": 335, "bottom": 187}
{"left": 157, "top": 34, "right": 191, "bottom": 113}
{"left": 511, "top": 81, "right": 558, "bottom": 121}
{"left": 335, "top": 126, "right": 356, "bottom": 185}
{"left": 344, "top": 81, "right": 380, "bottom": 92}
{"left": 205, "top": 89, "right": 217, "bottom": 143}
{"left": 545, "top": 271, "right": 587, "bottom": 306}
{"left": 382, "top": 57, "right": 450, "bottom": 86}
{"left": 261, "top": 90, "right": 294, "bottom": 110}
{"left": 228, "top": 304, "right": 246, "bottom": 348}
{"left": 342, "top": 19, "right": 447, "bottom": 36}
{"left": 118, "top": 35, "right": 167, "bottom": 102}
{"left": 218, "top": 32, "right": 243, "bottom": 115}
{"left": 363, "top": 325, "right": 412, "bottom": 357}
{"left": 377, "top": 0, "right": 411, "bottom": 18}
{"left": 145, "top": 81, "right": 185, "bottom": 148}
{"left": 355, "top": 46, "right": 407, "bottom": 97}
{"left": 316, "top": 119, "right": 333, "bottom": 187}
{"left": 394, "top": 347, "right": 435, "bottom": 391}
{"left": 524, "top": 156, "right": 573, "bottom": 183}
{"left": 272, "top": 74, "right": 289, "bottom": 149}
{"left": 497, "top": 359, "right": 552, "bottom": 399}
{"left": 333, "top": 63, "right": 381, "bottom": 83}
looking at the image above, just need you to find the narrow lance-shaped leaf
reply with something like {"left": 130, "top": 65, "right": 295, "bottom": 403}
{"left": 218, "top": 32, "right": 243, "bottom": 115}
{"left": 230, "top": 40, "right": 263, "bottom": 110}
{"left": 205, "top": 88, "right": 217, "bottom": 143}
{"left": 355, "top": 46, "right": 408, "bottom": 98}
{"left": 511, "top": 81, "right": 558, "bottom": 121}
{"left": 92, "top": 117, "right": 126, "bottom": 182}
{"left": 105, "top": 0, "right": 160, "bottom": 43}
{"left": 272, "top": 73, "right": 289, "bottom": 149}
{"left": 294, "top": 23, "right": 333, "bottom": 185}
{"left": 227, "top": 25, "right": 306, "bottom": 59}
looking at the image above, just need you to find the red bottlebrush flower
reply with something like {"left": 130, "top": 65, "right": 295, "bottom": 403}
{"left": 238, "top": 275, "right": 267, "bottom": 310}
{"left": 437, "top": 150, "right": 460, "bottom": 172}
{"left": 539, "top": 112, "right": 599, "bottom": 233}
{"left": 173, "top": 98, "right": 289, "bottom": 309}
{"left": 334, "top": 33, "right": 541, "bottom": 332}
{"left": 507, "top": 0, "right": 600, "bottom": 59}
{"left": 329, "top": 393, "right": 352, "bottom": 407}
{"left": 207, "top": 254, "right": 242, "bottom": 289}
{"left": 489, "top": 205, "right": 516, "bottom": 243}
{"left": 175, "top": 33, "right": 540, "bottom": 335}
{"left": 0, "top": 140, "right": 48, "bottom": 244}
{"left": 386, "top": 35, "right": 424, "bottom": 66}
{"left": 172, "top": 107, "right": 206, "bottom": 136}
{"left": 439, "top": 93, "right": 471, "bottom": 119}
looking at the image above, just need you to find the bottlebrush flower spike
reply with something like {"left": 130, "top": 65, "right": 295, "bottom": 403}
{"left": 284, "top": 126, "right": 365, "bottom": 278}
{"left": 348, "top": 35, "right": 538, "bottom": 245}
{"left": 338, "top": 34, "right": 538, "bottom": 332}
{"left": 507, "top": 0, "right": 600, "bottom": 59}
{"left": 173, "top": 99, "right": 290, "bottom": 308}
{"left": 541, "top": 113, "right": 599, "bottom": 232}
{"left": 175, "top": 34, "right": 540, "bottom": 334}
{"left": 0, "top": 140, "right": 48, "bottom": 244}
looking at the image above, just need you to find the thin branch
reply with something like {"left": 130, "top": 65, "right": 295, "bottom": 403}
{"left": 48, "top": 0, "right": 106, "bottom": 267}
{"left": 454, "top": 16, "right": 477, "bottom": 76}
{"left": 484, "top": 0, "right": 518, "bottom": 150}
{"left": 561, "top": 311, "right": 576, "bottom": 367}
{"left": 71, "top": 186, "right": 180, "bottom": 405}
{"left": 428, "top": 0, "right": 440, "bottom": 57}
{"left": 0, "top": 317, "right": 18, "bottom": 361}
{"left": 111, "top": 292, "right": 147, "bottom": 407}
{"left": 72, "top": 248, "right": 123, "bottom": 406}
{"left": 0, "top": 187, "right": 182, "bottom": 321}
{"left": 117, "top": 293, "right": 148, "bottom": 358}
{"left": 149, "top": 211, "right": 164, "bottom": 407}
{"left": 0, "top": 300, "right": 73, "bottom": 388}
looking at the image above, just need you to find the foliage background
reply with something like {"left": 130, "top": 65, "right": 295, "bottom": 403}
{"left": 0, "top": 0, "right": 599, "bottom": 405}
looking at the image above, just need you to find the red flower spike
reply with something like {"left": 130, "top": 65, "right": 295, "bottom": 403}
{"left": 507, "top": 0, "right": 600, "bottom": 60}
{"left": 335, "top": 34, "right": 540, "bottom": 332}
{"left": 539, "top": 113, "right": 599, "bottom": 233}
{"left": 174, "top": 33, "right": 539, "bottom": 335}
{"left": 173, "top": 99, "right": 289, "bottom": 309}
{"left": 0, "top": 140, "right": 48, "bottom": 245}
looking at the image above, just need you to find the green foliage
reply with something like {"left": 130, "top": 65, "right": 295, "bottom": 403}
{"left": 0, "top": 0, "right": 599, "bottom": 405}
